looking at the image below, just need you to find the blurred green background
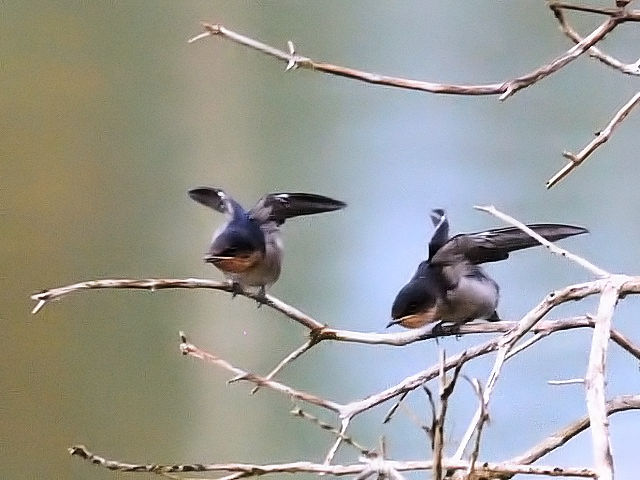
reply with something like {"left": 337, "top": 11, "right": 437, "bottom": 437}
{"left": 3, "top": 1, "right": 640, "bottom": 479}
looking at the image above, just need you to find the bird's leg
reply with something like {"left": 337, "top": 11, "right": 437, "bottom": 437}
{"left": 431, "top": 321, "right": 461, "bottom": 339}
{"left": 431, "top": 321, "right": 446, "bottom": 338}
{"left": 229, "top": 281, "right": 244, "bottom": 298}
{"left": 255, "top": 285, "right": 268, "bottom": 308}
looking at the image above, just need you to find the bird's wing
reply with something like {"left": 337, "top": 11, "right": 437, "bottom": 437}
{"left": 428, "top": 208, "right": 450, "bottom": 260}
{"left": 249, "top": 193, "right": 346, "bottom": 224}
{"left": 431, "top": 223, "right": 588, "bottom": 265}
{"left": 188, "top": 187, "right": 245, "bottom": 221}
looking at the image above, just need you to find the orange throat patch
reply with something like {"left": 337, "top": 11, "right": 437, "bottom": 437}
{"left": 207, "top": 250, "right": 263, "bottom": 273}
{"left": 393, "top": 309, "right": 439, "bottom": 329}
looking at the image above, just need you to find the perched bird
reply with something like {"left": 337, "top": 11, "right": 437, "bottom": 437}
{"left": 188, "top": 187, "right": 346, "bottom": 295}
{"left": 389, "top": 209, "right": 588, "bottom": 329}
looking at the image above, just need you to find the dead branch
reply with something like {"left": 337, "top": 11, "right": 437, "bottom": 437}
{"left": 68, "top": 444, "right": 598, "bottom": 478}
{"left": 465, "top": 377, "right": 489, "bottom": 477}
{"left": 30, "top": 277, "right": 640, "bottom": 348}
{"left": 187, "top": 5, "right": 630, "bottom": 102}
{"left": 508, "top": 395, "right": 640, "bottom": 466}
{"left": 290, "top": 407, "right": 371, "bottom": 456}
{"left": 433, "top": 351, "right": 466, "bottom": 480}
{"left": 32, "top": 204, "right": 640, "bottom": 478}
{"left": 584, "top": 280, "right": 623, "bottom": 480}
{"left": 546, "top": 91, "right": 640, "bottom": 189}
{"left": 179, "top": 332, "right": 342, "bottom": 413}
{"left": 551, "top": 6, "right": 640, "bottom": 76}
{"left": 474, "top": 205, "right": 608, "bottom": 276}
{"left": 30, "top": 278, "right": 324, "bottom": 331}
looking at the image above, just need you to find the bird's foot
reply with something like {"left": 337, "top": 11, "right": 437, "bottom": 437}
{"left": 431, "top": 321, "right": 460, "bottom": 338}
{"left": 255, "top": 286, "right": 268, "bottom": 308}
{"left": 229, "top": 281, "right": 244, "bottom": 298}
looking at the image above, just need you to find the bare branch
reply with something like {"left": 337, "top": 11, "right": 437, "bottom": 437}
{"left": 251, "top": 340, "right": 314, "bottom": 395}
{"left": 509, "top": 395, "right": 640, "bottom": 466}
{"left": 548, "top": 378, "right": 586, "bottom": 386}
{"left": 290, "top": 407, "right": 371, "bottom": 456}
{"left": 382, "top": 391, "right": 410, "bottom": 425}
{"left": 609, "top": 327, "right": 640, "bottom": 360}
{"left": 324, "top": 418, "right": 351, "bottom": 465}
{"left": 187, "top": 12, "right": 625, "bottom": 101}
{"left": 68, "top": 444, "right": 599, "bottom": 477}
{"left": 433, "top": 350, "right": 465, "bottom": 480}
{"left": 546, "top": 91, "right": 640, "bottom": 189}
{"left": 32, "top": 278, "right": 640, "bottom": 356}
{"left": 474, "top": 204, "right": 609, "bottom": 277}
{"left": 549, "top": 2, "right": 627, "bottom": 16}
{"left": 584, "top": 279, "right": 623, "bottom": 480}
{"left": 179, "top": 332, "right": 342, "bottom": 413}
{"left": 30, "top": 278, "right": 324, "bottom": 330}
{"left": 465, "top": 377, "right": 488, "bottom": 476}
{"left": 551, "top": 7, "right": 640, "bottom": 75}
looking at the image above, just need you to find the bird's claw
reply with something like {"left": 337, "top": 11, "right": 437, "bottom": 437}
{"left": 255, "top": 286, "right": 267, "bottom": 308}
{"left": 230, "top": 282, "right": 244, "bottom": 298}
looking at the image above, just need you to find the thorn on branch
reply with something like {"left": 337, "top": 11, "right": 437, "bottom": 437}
{"left": 285, "top": 40, "right": 298, "bottom": 71}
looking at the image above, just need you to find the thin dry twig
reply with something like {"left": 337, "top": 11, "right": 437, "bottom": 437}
{"left": 465, "top": 377, "right": 488, "bottom": 475}
{"left": 250, "top": 340, "right": 314, "bottom": 395}
{"left": 508, "top": 394, "right": 640, "bottom": 466}
{"left": 179, "top": 332, "right": 342, "bottom": 413}
{"left": 546, "top": 91, "right": 640, "bottom": 189}
{"left": 433, "top": 350, "right": 465, "bottom": 480}
{"left": 187, "top": 9, "right": 627, "bottom": 102}
{"left": 551, "top": 6, "right": 640, "bottom": 76}
{"left": 30, "top": 278, "right": 324, "bottom": 331}
{"left": 548, "top": 378, "right": 586, "bottom": 386}
{"left": 549, "top": 2, "right": 630, "bottom": 16}
{"left": 382, "top": 391, "right": 410, "bottom": 425}
{"left": 324, "top": 418, "right": 351, "bottom": 465}
{"left": 474, "top": 205, "right": 609, "bottom": 277}
{"left": 68, "top": 444, "right": 599, "bottom": 478}
{"left": 290, "top": 407, "right": 371, "bottom": 456}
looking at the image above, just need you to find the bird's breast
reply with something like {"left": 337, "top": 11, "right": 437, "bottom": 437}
{"left": 441, "top": 272, "right": 499, "bottom": 322}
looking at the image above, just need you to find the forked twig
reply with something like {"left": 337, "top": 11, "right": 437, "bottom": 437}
{"left": 551, "top": 6, "right": 640, "bottom": 76}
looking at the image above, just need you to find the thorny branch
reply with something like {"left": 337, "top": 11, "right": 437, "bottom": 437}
{"left": 546, "top": 91, "right": 640, "bottom": 189}
{"left": 551, "top": 6, "right": 640, "bottom": 76}
{"left": 188, "top": 3, "right": 640, "bottom": 189}
{"left": 474, "top": 204, "right": 608, "bottom": 277}
{"left": 68, "top": 444, "right": 600, "bottom": 478}
{"left": 36, "top": 210, "right": 640, "bottom": 479}
{"left": 508, "top": 395, "right": 640, "bottom": 466}
{"left": 188, "top": 10, "right": 627, "bottom": 101}
{"left": 30, "top": 278, "right": 324, "bottom": 331}
{"left": 29, "top": 1, "right": 640, "bottom": 477}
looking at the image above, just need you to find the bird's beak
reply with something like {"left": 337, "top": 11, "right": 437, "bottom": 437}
{"left": 204, "top": 254, "right": 232, "bottom": 263}
{"left": 387, "top": 311, "right": 438, "bottom": 329}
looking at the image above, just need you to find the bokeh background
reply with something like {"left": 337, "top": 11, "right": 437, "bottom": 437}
{"left": 3, "top": 2, "right": 640, "bottom": 479}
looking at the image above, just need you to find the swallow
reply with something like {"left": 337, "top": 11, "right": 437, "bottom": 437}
{"left": 389, "top": 209, "right": 588, "bottom": 330}
{"left": 188, "top": 187, "right": 346, "bottom": 296}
